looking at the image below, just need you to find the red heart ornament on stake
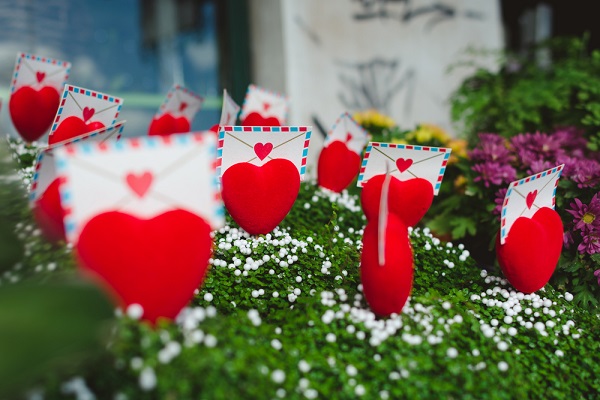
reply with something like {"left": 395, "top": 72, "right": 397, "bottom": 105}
{"left": 241, "top": 112, "right": 281, "bottom": 127}
{"left": 254, "top": 142, "right": 273, "bottom": 161}
{"left": 9, "top": 86, "right": 60, "bottom": 142}
{"left": 526, "top": 190, "right": 538, "bottom": 209}
{"left": 76, "top": 210, "right": 213, "bottom": 324}
{"left": 496, "top": 207, "right": 563, "bottom": 293}
{"left": 395, "top": 158, "right": 413, "bottom": 173}
{"left": 32, "top": 178, "right": 66, "bottom": 243}
{"left": 360, "top": 213, "right": 413, "bottom": 316}
{"left": 126, "top": 172, "right": 153, "bottom": 198}
{"left": 49, "top": 116, "right": 106, "bottom": 145}
{"left": 361, "top": 174, "right": 434, "bottom": 227}
{"left": 35, "top": 71, "right": 46, "bottom": 83}
{"left": 317, "top": 141, "right": 361, "bottom": 193}
{"left": 148, "top": 113, "right": 191, "bottom": 136}
{"left": 221, "top": 159, "right": 300, "bottom": 235}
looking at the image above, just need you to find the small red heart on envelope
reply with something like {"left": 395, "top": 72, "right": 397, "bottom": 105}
{"left": 148, "top": 113, "right": 191, "bottom": 136}
{"left": 241, "top": 112, "right": 281, "bottom": 127}
{"left": 254, "top": 142, "right": 273, "bottom": 161}
{"left": 9, "top": 85, "right": 60, "bottom": 142}
{"left": 360, "top": 213, "right": 413, "bottom": 317}
{"left": 526, "top": 190, "right": 538, "bottom": 209}
{"left": 496, "top": 207, "right": 563, "bottom": 293}
{"left": 76, "top": 210, "right": 213, "bottom": 324}
{"left": 221, "top": 159, "right": 300, "bottom": 235}
{"left": 361, "top": 174, "right": 434, "bottom": 227}
{"left": 179, "top": 102, "right": 188, "bottom": 112}
{"left": 395, "top": 158, "right": 413, "bottom": 173}
{"left": 36, "top": 71, "right": 46, "bottom": 83}
{"left": 49, "top": 116, "right": 106, "bottom": 145}
{"left": 317, "top": 140, "right": 361, "bottom": 193}
{"left": 82, "top": 107, "right": 95, "bottom": 122}
{"left": 126, "top": 172, "right": 153, "bottom": 198}
{"left": 32, "top": 178, "right": 66, "bottom": 243}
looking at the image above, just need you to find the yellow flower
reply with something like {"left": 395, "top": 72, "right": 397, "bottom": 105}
{"left": 422, "top": 123, "right": 451, "bottom": 144}
{"left": 352, "top": 109, "right": 395, "bottom": 129}
{"left": 454, "top": 175, "right": 467, "bottom": 192}
{"left": 391, "top": 137, "right": 408, "bottom": 145}
{"left": 447, "top": 139, "right": 468, "bottom": 164}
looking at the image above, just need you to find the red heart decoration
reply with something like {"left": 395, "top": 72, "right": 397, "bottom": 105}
{"left": 126, "top": 172, "right": 153, "bottom": 198}
{"left": 241, "top": 112, "right": 281, "bottom": 127}
{"left": 360, "top": 213, "right": 413, "bottom": 316}
{"left": 221, "top": 159, "right": 300, "bottom": 235}
{"left": 317, "top": 141, "right": 361, "bottom": 193}
{"left": 526, "top": 190, "right": 538, "bottom": 209}
{"left": 36, "top": 71, "right": 46, "bottom": 83}
{"left": 49, "top": 116, "right": 106, "bottom": 145}
{"left": 82, "top": 106, "right": 95, "bottom": 122}
{"left": 148, "top": 113, "right": 191, "bottom": 136}
{"left": 76, "top": 210, "right": 213, "bottom": 324}
{"left": 32, "top": 178, "right": 66, "bottom": 243}
{"left": 496, "top": 207, "right": 563, "bottom": 293}
{"left": 209, "top": 124, "right": 220, "bottom": 133}
{"left": 345, "top": 132, "right": 352, "bottom": 142}
{"left": 9, "top": 85, "right": 60, "bottom": 142}
{"left": 254, "top": 142, "right": 273, "bottom": 161}
{"left": 395, "top": 158, "right": 413, "bottom": 173}
{"left": 361, "top": 175, "right": 434, "bottom": 227}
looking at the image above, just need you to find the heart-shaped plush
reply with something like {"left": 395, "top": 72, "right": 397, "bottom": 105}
{"left": 361, "top": 175, "right": 434, "bottom": 227}
{"left": 360, "top": 213, "right": 413, "bottom": 316}
{"left": 9, "top": 86, "right": 60, "bottom": 142}
{"left": 496, "top": 207, "right": 563, "bottom": 293}
{"left": 49, "top": 116, "right": 106, "bottom": 145}
{"left": 76, "top": 210, "right": 213, "bottom": 324}
{"left": 317, "top": 140, "right": 361, "bottom": 193}
{"left": 221, "top": 159, "right": 300, "bottom": 235}
{"left": 32, "top": 178, "right": 66, "bottom": 243}
{"left": 241, "top": 112, "right": 281, "bottom": 127}
{"left": 148, "top": 113, "right": 191, "bottom": 136}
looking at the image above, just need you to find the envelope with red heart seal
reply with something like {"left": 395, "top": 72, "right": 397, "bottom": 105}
{"left": 30, "top": 123, "right": 126, "bottom": 243}
{"left": 240, "top": 84, "right": 289, "bottom": 126}
{"left": 53, "top": 133, "right": 223, "bottom": 323}
{"left": 499, "top": 165, "right": 564, "bottom": 245}
{"left": 148, "top": 85, "right": 204, "bottom": 136}
{"left": 8, "top": 52, "right": 71, "bottom": 143}
{"left": 48, "top": 85, "right": 123, "bottom": 145}
{"left": 358, "top": 142, "right": 451, "bottom": 195}
{"left": 210, "top": 89, "right": 240, "bottom": 133}
{"left": 217, "top": 126, "right": 311, "bottom": 234}
{"left": 318, "top": 112, "right": 369, "bottom": 192}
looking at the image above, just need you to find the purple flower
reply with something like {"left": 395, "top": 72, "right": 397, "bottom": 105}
{"left": 493, "top": 188, "right": 508, "bottom": 219}
{"left": 569, "top": 159, "right": 600, "bottom": 189}
{"left": 469, "top": 133, "right": 513, "bottom": 164}
{"left": 553, "top": 127, "right": 588, "bottom": 151}
{"left": 578, "top": 232, "right": 600, "bottom": 255}
{"left": 510, "top": 132, "right": 566, "bottom": 169}
{"left": 563, "top": 231, "right": 574, "bottom": 248}
{"left": 566, "top": 196, "right": 600, "bottom": 233}
{"left": 527, "top": 159, "right": 554, "bottom": 175}
{"left": 594, "top": 269, "right": 600, "bottom": 287}
{"left": 472, "top": 162, "right": 517, "bottom": 188}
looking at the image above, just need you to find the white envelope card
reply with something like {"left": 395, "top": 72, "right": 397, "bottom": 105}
{"left": 219, "top": 89, "right": 240, "bottom": 126}
{"left": 324, "top": 112, "right": 369, "bottom": 154}
{"left": 240, "top": 84, "right": 289, "bottom": 124}
{"left": 357, "top": 142, "right": 452, "bottom": 195}
{"left": 49, "top": 85, "right": 123, "bottom": 136}
{"left": 155, "top": 84, "right": 204, "bottom": 122}
{"left": 217, "top": 126, "right": 312, "bottom": 180}
{"left": 499, "top": 165, "right": 564, "bottom": 244}
{"left": 30, "top": 123, "right": 126, "bottom": 205}
{"left": 9, "top": 52, "right": 71, "bottom": 94}
{"left": 54, "top": 133, "right": 224, "bottom": 243}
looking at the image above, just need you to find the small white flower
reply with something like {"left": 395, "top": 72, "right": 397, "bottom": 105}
{"left": 271, "top": 369, "right": 286, "bottom": 384}
{"left": 446, "top": 347, "right": 458, "bottom": 358}
{"left": 126, "top": 304, "right": 144, "bottom": 320}
{"left": 498, "top": 361, "right": 509, "bottom": 372}
{"left": 139, "top": 367, "right": 157, "bottom": 391}
{"left": 204, "top": 293, "right": 213, "bottom": 302}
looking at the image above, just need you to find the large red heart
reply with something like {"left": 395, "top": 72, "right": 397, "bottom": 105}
{"left": 360, "top": 213, "right": 413, "bottom": 316}
{"left": 496, "top": 207, "right": 563, "bottom": 293}
{"left": 221, "top": 159, "right": 300, "bottom": 235}
{"left": 9, "top": 86, "right": 60, "bottom": 142}
{"left": 76, "top": 210, "right": 213, "bottom": 324}
{"left": 317, "top": 141, "right": 361, "bottom": 193}
{"left": 32, "top": 178, "right": 66, "bottom": 243}
{"left": 49, "top": 116, "right": 106, "bottom": 145}
{"left": 241, "top": 112, "right": 281, "bottom": 127}
{"left": 148, "top": 113, "right": 191, "bottom": 136}
{"left": 361, "top": 175, "right": 434, "bottom": 227}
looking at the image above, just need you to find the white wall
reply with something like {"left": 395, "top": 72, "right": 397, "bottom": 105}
{"left": 249, "top": 0, "right": 503, "bottom": 174}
